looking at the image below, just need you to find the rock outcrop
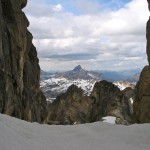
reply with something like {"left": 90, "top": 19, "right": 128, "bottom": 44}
{"left": 90, "top": 81, "right": 132, "bottom": 124}
{"left": 46, "top": 81, "right": 132, "bottom": 125}
{"left": 148, "top": 0, "right": 150, "bottom": 11}
{"left": 46, "top": 84, "right": 94, "bottom": 125}
{"left": 133, "top": 1, "right": 150, "bottom": 123}
{"left": 122, "top": 87, "right": 134, "bottom": 100}
{"left": 146, "top": 10, "right": 150, "bottom": 65}
{"left": 133, "top": 66, "right": 150, "bottom": 123}
{"left": 122, "top": 87, "right": 134, "bottom": 114}
{"left": 20, "top": 0, "right": 27, "bottom": 9}
{"left": 0, "top": 0, "right": 47, "bottom": 122}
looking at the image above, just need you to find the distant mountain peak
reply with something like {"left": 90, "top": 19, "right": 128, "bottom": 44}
{"left": 73, "top": 65, "right": 82, "bottom": 72}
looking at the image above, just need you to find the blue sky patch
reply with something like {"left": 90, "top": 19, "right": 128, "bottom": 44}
{"left": 44, "top": 0, "right": 131, "bottom": 15}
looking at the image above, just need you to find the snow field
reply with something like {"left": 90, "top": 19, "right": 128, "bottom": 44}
{"left": 0, "top": 114, "right": 150, "bottom": 150}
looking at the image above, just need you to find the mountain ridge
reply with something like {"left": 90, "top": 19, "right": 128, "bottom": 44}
{"left": 46, "top": 80, "right": 132, "bottom": 125}
{"left": 40, "top": 65, "right": 136, "bottom": 102}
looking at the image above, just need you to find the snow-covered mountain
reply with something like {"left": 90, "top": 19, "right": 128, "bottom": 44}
{"left": 54, "top": 65, "right": 102, "bottom": 80}
{"left": 40, "top": 65, "right": 136, "bottom": 102}
{"left": 40, "top": 65, "right": 101, "bottom": 101}
{"left": 40, "top": 77, "right": 96, "bottom": 101}
{"left": 0, "top": 113, "right": 150, "bottom": 150}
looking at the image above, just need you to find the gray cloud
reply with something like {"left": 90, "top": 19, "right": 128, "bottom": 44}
{"left": 44, "top": 53, "right": 98, "bottom": 61}
{"left": 24, "top": 0, "right": 149, "bottom": 71}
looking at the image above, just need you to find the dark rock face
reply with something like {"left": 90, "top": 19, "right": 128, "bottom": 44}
{"left": 133, "top": 1, "right": 150, "bottom": 123}
{"left": 122, "top": 87, "right": 135, "bottom": 100}
{"left": 146, "top": 17, "right": 150, "bottom": 65}
{"left": 148, "top": 0, "right": 150, "bottom": 11}
{"left": 46, "top": 85, "right": 94, "bottom": 125}
{"left": 90, "top": 81, "right": 132, "bottom": 124}
{"left": 133, "top": 66, "right": 150, "bottom": 123}
{"left": 122, "top": 87, "right": 134, "bottom": 114}
{"left": 20, "top": 0, "right": 27, "bottom": 9}
{"left": 0, "top": 0, "right": 47, "bottom": 122}
{"left": 46, "top": 81, "right": 132, "bottom": 125}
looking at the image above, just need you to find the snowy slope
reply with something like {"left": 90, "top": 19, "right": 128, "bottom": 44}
{"left": 40, "top": 77, "right": 95, "bottom": 95}
{"left": 113, "top": 81, "right": 136, "bottom": 90}
{"left": 0, "top": 114, "right": 150, "bottom": 150}
{"left": 40, "top": 77, "right": 96, "bottom": 101}
{"left": 40, "top": 76, "right": 135, "bottom": 101}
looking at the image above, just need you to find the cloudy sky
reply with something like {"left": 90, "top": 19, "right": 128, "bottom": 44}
{"left": 24, "top": 0, "right": 149, "bottom": 71}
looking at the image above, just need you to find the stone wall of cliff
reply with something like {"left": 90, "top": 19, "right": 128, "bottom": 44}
{"left": 133, "top": 0, "right": 150, "bottom": 123}
{"left": 0, "top": 0, "right": 47, "bottom": 123}
{"left": 46, "top": 81, "right": 132, "bottom": 125}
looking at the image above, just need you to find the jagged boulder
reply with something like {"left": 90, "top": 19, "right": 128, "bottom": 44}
{"left": 0, "top": 0, "right": 47, "bottom": 122}
{"left": 46, "top": 81, "right": 132, "bottom": 125}
{"left": 46, "top": 84, "right": 94, "bottom": 125}
{"left": 90, "top": 81, "right": 132, "bottom": 124}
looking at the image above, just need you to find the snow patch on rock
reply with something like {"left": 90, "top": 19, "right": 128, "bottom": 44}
{"left": 102, "top": 116, "right": 116, "bottom": 124}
